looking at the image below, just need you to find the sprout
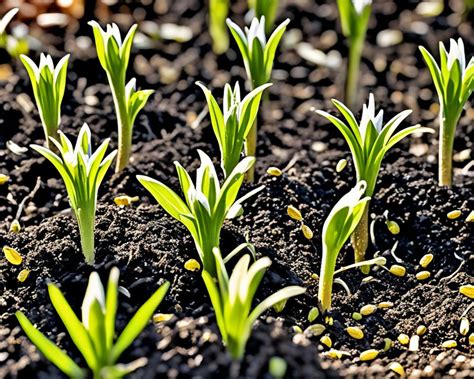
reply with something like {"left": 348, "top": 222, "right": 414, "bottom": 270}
{"left": 336, "top": 0, "right": 372, "bottom": 108}
{"left": 0, "top": 8, "right": 19, "bottom": 47}
{"left": 318, "top": 182, "right": 370, "bottom": 313}
{"left": 137, "top": 150, "right": 263, "bottom": 277}
{"left": 31, "top": 123, "right": 117, "bottom": 264}
{"left": 209, "top": 0, "right": 229, "bottom": 54}
{"left": 316, "top": 94, "right": 433, "bottom": 270}
{"left": 419, "top": 38, "right": 474, "bottom": 186}
{"left": 20, "top": 53, "right": 69, "bottom": 149}
{"left": 196, "top": 81, "right": 271, "bottom": 177}
{"left": 89, "top": 21, "right": 154, "bottom": 173}
{"left": 202, "top": 247, "right": 305, "bottom": 360}
{"left": 248, "top": 0, "right": 280, "bottom": 33}
{"left": 227, "top": 16, "right": 289, "bottom": 181}
{"left": 16, "top": 267, "right": 169, "bottom": 378}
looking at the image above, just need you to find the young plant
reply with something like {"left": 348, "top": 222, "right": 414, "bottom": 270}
{"left": 138, "top": 150, "right": 263, "bottom": 277}
{"left": 336, "top": 0, "right": 372, "bottom": 108}
{"left": 318, "top": 182, "right": 370, "bottom": 313}
{"left": 89, "top": 21, "right": 153, "bottom": 173}
{"left": 419, "top": 38, "right": 474, "bottom": 186}
{"left": 203, "top": 247, "right": 306, "bottom": 360}
{"left": 31, "top": 123, "right": 117, "bottom": 264}
{"left": 196, "top": 81, "right": 271, "bottom": 177}
{"left": 316, "top": 94, "right": 433, "bottom": 271}
{"left": 0, "top": 8, "right": 19, "bottom": 48}
{"left": 248, "top": 0, "right": 280, "bottom": 33}
{"left": 209, "top": 0, "right": 229, "bottom": 55}
{"left": 20, "top": 53, "right": 69, "bottom": 149}
{"left": 227, "top": 16, "right": 289, "bottom": 181}
{"left": 16, "top": 267, "right": 170, "bottom": 379}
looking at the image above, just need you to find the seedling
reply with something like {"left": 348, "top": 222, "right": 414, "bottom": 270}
{"left": 316, "top": 94, "right": 433, "bottom": 270}
{"left": 419, "top": 38, "right": 473, "bottom": 186}
{"left": 89, "top": 21, "right": 153, "bottom": 173}
{"left": 20, "top": 53, "right": 69, "bottom": 149}
{"left": 202, "top": 247, "right": 305, "bottom": 360}
{"left": 227, "top": 16, "right": 289, "bottom": 181}
{"left": 318, "top": 182, "right": 370, "bottom": 313}
{"left": 0, "top": 8, "right": 19, "bottom": 47}
{"left": 336, "top": 0, "right": 371, "bottom": 108}
{"left": 209, "top": 0, "right": 229, "bottom": 54}
{"left": 137, "top": 150, "right": 263, "bottom": 277}
{"left": 248, "top": 0, "right": 280, "bottom": 33}
{"left": 196, "top": 81, "right": 271, "bottom": 176}
{"left": 16, "top": 267, "right": 170, "bottom": 378}
{"left": 31, "top": 123, "right": 117, "bottom": 264}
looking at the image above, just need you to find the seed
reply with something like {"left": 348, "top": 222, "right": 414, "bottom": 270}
{"left": 114, "top": 195, "right": 139, "bottom": 207}
{"left": 360, "top": 304, "right": 377, "bottom": 316}
{"left": 409, "top": 335, "right": 420, "bottom": 351}
{"left": 361, "top": 276, "right": 375, "bottom": 283}
{"left": 459, "top": 285, "right": 474, "bottom": 299}
{"left": 287, "top": 205, "right": 303, "bottom": 221}
{"left": 397, "top": 333, "right": 409, "bottom": 345}
{"left": 17, "top": 269, "right": 30, "bottom": 282}
{"left": 3, "top": 246, "right": 22, "bottom": 265}
{"left": 301, "top": 224, "right": 313, "bottom": 239}
{"left": 336, "top": 159, "right": 347, "bottom": 173}
{"left": 266, "top": 167, "right": 282, "bottom": 177}
{"left": 441, "top": 340, "right": 457, "bottom": 348}
{"left": 325, "top": 316, "right": 334, "bottom": 326}
{"left": 352, "top": 312, "right": 362, "bottom": 321}
{"left": 310, "top": 273, "right": 319, "bottom": 280}
{"left": 320, "top": 335, "right": 332, "bottom": 348}
{"left": 324, "top": 349, "right": 342, "bottom": 359}
{"left": 0, "top": 174, "right": 9, "bottom": 185}
{"left": 459, "top": 317, "right": 469, "bottom": 336}
{"left": 419, "top": 253, "right": 433, "bottom": 268}
{"left": 305, "top": 324, "right": 326, "bottom": 336}
{"left": 9, "top": 219, "right": 21, "bottom": 233}
{"left": 416, "top": 325, "right": 427, "bottom": 336}
{"left": 292, "top": 325, "right": 303, "bottom": 334}
{"left": 184, "top": 259, "right": 201, "bottom": 272}
{"left": 383, "top": 338, "right": 392, "bottom": 351}
{"left": 389, "top": 265, "right": 406, "bottom": 277}
{"left": 360, "top": 349, "right": 379, "bottom": 361}
{"left": 308, "top": 307, "right": 319, "bottom": 322}
{"left": 469, "top": 333, "right": 474, "bottom": 345}
{"left": 466, "top": 211, "right": 474, "bottom": 223}
{"left": 447, "top": 210, "right": 461, "bottom": 219}
{"left": 378, "top": 302, "right": 394, "bottom": 309}
{"left": 346, "top": 326, "right": 364, "bottom": 340}
{"left": 416, "top": 271, "right": 431, "bottom": 281}
{"left": 389, "top": 362, "right": 405, "bottom": 376}
{"left": 386, "top": 220, "right": 400, "bottom": 235}
{"left": 152, "top": 313, "right": 173, "bottom": 323}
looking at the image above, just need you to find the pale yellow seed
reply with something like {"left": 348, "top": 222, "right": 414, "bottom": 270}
{"left": 409, "top": 335, "right": 420, "bottom": 352}
{"left": 306, "top": 324, "right": 326, "bottom": 336}
{"left": 352, "top": 312, "right": 362, "bottom": 321}
{"left": 184, "top": 259, "right": 201, "bottom": 272}
{"left": 419, "top": 253, "right": 433, "bottom": 268}
{"left": 346, "top": 326, "right": 364, "bottom": 340}
{"left": 459, "top": 317, "right": 469, "bottom": 336}
{"left": 153, "top": 313, "right": 173, "bottom": 323}
{"left": 466, "top": 211, "right": 474, "bottom": 223}
{"left": 9, "top": 219, "right": 21, "bottom": 233}
{"left": 292, "top": 325, "right": 303, "bottom": 334}
{"left": 441, "top": 340, "right": 457, "bottom": 348}
{"left": 324, "top": 349, "right": 342, "bottom": 359}
{"left": 416, "top": 271, "right": 431, "bottom": 281}
{"left": 469, "top": 333, "right": 474, "bottom": 346}
{"left": 386, "top": 220, "right": 400, "bottom": 235}
{"left": 389, "top": 265, "right": 406, "bottom": 277}
{"left": 389, "top": 362, "right": 405, "bottom": 376}
{"left": 378, "top": 302, "right": 394, "bottom": 309}
{"left": 17, "top": 269, "right": 30, "bottom": 282}
{"left": 308, "top": 307, "right": 319, "bottom": 322}
{"left": 336, "top": 159, "right": 347, "bottom": 173}
{"left": 301, "top": 224, "right": 313, "bottom": 239}
{"left": 3, "top": 246, "right": 22, "bottom": 265}
{"left": 383, "top": 338, "right": 392, "bottom": 351}
{"left": 416, "top": 325, "right": 427, "bottom": 336}
{"left": 266, "top": 167, "right": 282, "bottom": 177}
{"left": 0, "top": 174, "right": 9, "bottom": 185}
{"left": 320, "top": 335, "right": 332, "bottom": 348}
{"left": 447, "top": 210, "right": 461, "bottom": 219}
{"left": 459, "top": 285, "right": 474, "bottom": 299}
{"left": 360, "top": 349, "right": 379, "bottom": 361}
{"left": 114, "top": 195, "right": 139, "bottom": 207}
{"left": 287, "top": 205, "right": 303, "bottom": 221}
{"left": 360, "top": 304, "right": 377, "bottom": 316}
{"left": 397, "top": 333, "right": 409, "bottom": 345}
{"left": 310, "top": 273, "right": 319, "bottom": 280}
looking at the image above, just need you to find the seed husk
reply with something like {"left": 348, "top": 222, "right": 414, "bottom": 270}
{"left": 153, "top": 313, "right": 173, "bottom": 323}
{"left": 441, "top": 340, "right": 457, "bottom": 348}
{"left": 301, "top": 224, "right": 313, "bottom": 239}
{"left": 459, "top": 285, "right": 474, "bottom": 299}
{"left": 389, "top": 362, "right": 405, "bottom": 376}
{"left": 378, "top": 301, "right": 394, "bottom": 309}
{"left": 397, "top": 333, "right": 409, "bottom": 345}
{"left": 466, "top": 211, "right": 474, "bottom": 223}
{"left": 3, "top": 246, "right": 22, "bottom": 265}
{"left": 114, "top": 195, "right": 139, "bottom": 207}
{"left": 416, "top": 325, "right": 427, "bottom": 336}
{"left": 347, "top": 326, "right": 364, "bottom": 340}
{"left": 447, "top": 210, "right": 461, "bottom": 219}
{"left": 459, "top": 317, "right": 469, "bottom": 336}
{"left": 386, "top": 220, "right": 400, "bottom": 235}
{"left": 308, "top": 307, "right": 319, "bottom": 322}
{"left": 360, "top": 304, "right": 377, "bottom": 316}
{"left": 416, "top": 271, "right": 431, "bottom": 281}
{"left": 360, "top": 349, "right": 379, "bottom": 361}
{"left": 184, "top": 259, "right": 201, "bottom": 272}
{"left": 305, "top": 324, "right": 326, "bottom": 336}
{"left": 0, "top": 174, "right": 9, "bottom": 185}
{"left": 9, "top": 219, "right": 21, "bottom": 233}
{"left": 383, "top": 338, "right": 392, "bottom": 351}
{"left": 17, "top": 269, "right": 30, "bottom": 282}
{"left": 266, "top": 167, "right": 282, "bottom": 177}
{"left": 419, "top": 253, "right": 433, "bottom": 268}
{"left": 352, "top": 312, "right": 362, "bottom": 321}
{"left": 336, "top": 159, "right": 347, "bottom": 173}
{"left": 320, "top": 335, "right": 332, "bottom": 348}
{"left": 287, "top": 205, "right": 303, "bottom": 221}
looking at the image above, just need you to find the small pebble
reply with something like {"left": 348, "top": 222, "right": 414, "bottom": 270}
{"left": 336, "top": 159, "right": 347, "bottom": 173}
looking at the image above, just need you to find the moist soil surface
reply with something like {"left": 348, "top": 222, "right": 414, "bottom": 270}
{"left": 0, "top": 0, "right": 473, "bottom": 378}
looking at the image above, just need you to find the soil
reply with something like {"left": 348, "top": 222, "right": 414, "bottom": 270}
{"left": 0, "top": 0, "right": 473, "bottom": 378}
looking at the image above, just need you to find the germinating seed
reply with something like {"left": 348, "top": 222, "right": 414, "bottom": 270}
{"left": 301, "top": 224, "right": 313, "bottom": 239}
{"left": 389, "top": 362, "right": 405, "bottom": 376}
{"left": 397, "top": 333, "right": 409, "bottom": 345}
{"left": 308, "top": 307, "right": 319, "bottom": 322}
{"left": 184, "top": 259, "right": 201, "bottom": 272}
{"left": 360, "top": 304, "right": 377, "bottom": 316}
{"left": 417, "top": 325, "right": 427, "bottom": 336}
{"left": 466, "top": 211, "right": 474, "bottom": 223}
{"left": 362, "top": 276, "right": 375, "bottom": 283}
{"left": 416, "top": 271, "right": 431, "bottom": 280}
{"left": 292, "top": 325, "right": 303, "bottom": 334}
{"left": 0, "top": 174, "right": 9, "bottom": 185}
{"left": 336, "top": 159, "right": 347, "bottom": 173}
{"left": 320, "top": 335, "right": 332, "bottom": 348}
{"left": 360, "top": 349, "right": 379, "bottom": 361}
{"left": 287, "top": 205, "right": 303, "bottom": 221}
{"left": 9, "top": 219, "right": 20, "bottom": 233}
{"left": 441, "top": 340, "right": 457, "bottom": 348}
{"left": 419, "top": 253, "right": 434, "bottom": 268}
{"left": 383, "top": 338, "right": 392, "bottom": 351}
{"left": 447, "top": 210, "right": 462, "bottom": 219}
{"left": 389, "top": 265, "right": 406, "bottom": 277}
{"left": 352, "top": 312, "right": 362, "bottom": 321}
{"left": 459, "top": 285, "right": 474, "bottom": 299}
{"left": 2, "top": 246, "right": 22, "bottom": 265}
{"left": 459, "top": 317, "right": 469, "bottom": 336}
{"left": 346, "top": 326, "right": 364, "bottom": 340}
{"left": 114, "top": 195, "right": 139, "bottom": 207}
{"left": 17, "top": 269, "right": 30, "bottom": 282}
{"left": 152, "top": 313, "right": 173, "bottom": 323}
{"left": 386, "top": 220, "right": 400, "bottom": 235}
{"left": 266, "top": 167, "right": 282, "bottom": 177}
{"left": 378, "top": 302, "right": 394, "bottom": 309}
{"left": 305, "top": 324, "right": 326, "bottom": 336}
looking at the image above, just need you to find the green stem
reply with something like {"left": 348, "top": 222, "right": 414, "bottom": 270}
{"left": 438, "top": 111, "right": 458, "bottom": 187}
{"left": 77, "top": 208, "right": 95, "bottom": 265}
{"left": 350, "top": 202, "right": 370, "bottom": 274}
{"left": 318, "top": 246, "right": 337, "bottom": 313}
{"left": 345, "top": 36, "right": 364, "bottom": 109}
{"left": 197, "top": 233, "right": 220, "bottom": 278}
{"left": 227, "top": 334, "right": 246, "bottom": 361}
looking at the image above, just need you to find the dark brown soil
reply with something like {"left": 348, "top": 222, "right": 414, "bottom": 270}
{"left": 0, "top": 0, "right": 473, "bottom": 378}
